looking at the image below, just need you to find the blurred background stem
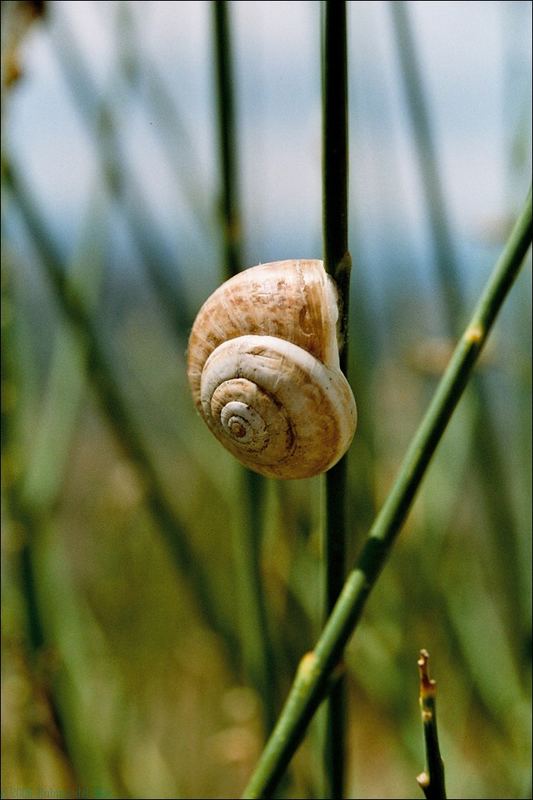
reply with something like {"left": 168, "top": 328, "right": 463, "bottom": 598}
{"left": 1, "top": 194, "right": 112, "bottom": 791}
{"left": 212, "top": 0, "right": 277, "bottom": 735}
{"left": 114, "top": 0, "right": 213, "bottom": 236}
{"left": 46, "top": 8, "right": 192, "bottom": 339}
{"left": 2, "top": 158, "right": 241, "bottom": 669}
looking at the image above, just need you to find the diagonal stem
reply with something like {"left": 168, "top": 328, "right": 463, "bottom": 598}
{"left": 2, "top": 159, "right": 241, "bottom": 668}
{"left": 390, "top": 0, "right": 527, "bottom": 647}
{"left": 48, "top": 10, "right": 192, "bottom": 338}
{"left": 243, "top": 189, "right": 531, "bottom": 798}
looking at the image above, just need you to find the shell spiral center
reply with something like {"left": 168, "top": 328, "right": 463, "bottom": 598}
{"left": 197, "top": 334, "right": 356, "bottom": 479}
{"left": 208, "top": 376, "right": 294, "bottom": 463}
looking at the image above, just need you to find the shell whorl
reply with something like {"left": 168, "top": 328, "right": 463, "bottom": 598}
{"left": 187, "top": 259, "right": 357, "bottom": 479}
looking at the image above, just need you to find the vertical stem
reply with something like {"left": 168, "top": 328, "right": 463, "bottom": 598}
{"left": 322, "top": 3, "right": 351, "bottom": 796}
{"left": 213, "top": 0, "right": 241, "bottom": 280}
{"left": 212, "top": 0, "right": 277, "bottom": 734}
{"left": 416, "top": 651, "right": 447, "bottom": 800}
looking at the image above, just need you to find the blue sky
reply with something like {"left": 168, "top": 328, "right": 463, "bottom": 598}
{"left": 4, "top": 1, "right": 532, "bottom": 300}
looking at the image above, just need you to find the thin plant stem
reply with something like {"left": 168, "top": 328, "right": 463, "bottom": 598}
{"left": 212, "top": 0, "right": 277, "bottom": 733}
{"left": 213, "top": 0, "right": 241, "bottom": 281}
{"left": 22, "top": 186, "right": 107, "bottom": 509}
{"left": 389, "top": 1, "right": 461, "bottom": 331}
{"left": 1, "top": 261, "right": 79, "bottom": 784}
{"left": 243, "top": 189, "right": 531, "bottom": 798}
{"left": 48, "top": 11, "right": 191, "bottom": 339}
{"left": 322, "top": 2, "right": 351, "bottom": 796}
{"left": 114, "top": 1, "right": 213, "bottom": 233}
{"left": 2, "top": 158, "right": 241, "bottom": 669}
{"left": 416, "top": 650, "right": 447, "bottom": 800}
{"left": 390, "top": 0, "right": 526, "bottom": 647}
{"left": 1, "top": 189, "right": 118, "bottom": 791}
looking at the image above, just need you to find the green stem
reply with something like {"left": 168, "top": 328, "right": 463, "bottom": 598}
{"left": 1, "top": 262, "right": 78, "bottom": 781}
{"left": 48, "top": 11, "right": 192, "bottom": 338}
{"left": 2, "top": 158, "right": 240, "bottom": 669}
{"left": 322, "top": 2, "right": 351, "bottom": 796}
{"left": 240, "top": 470, "right": 277, "bottom": 734}
{"left": 390, "top": 0, "right": 527, "bottom": 647}
{"left": 212, "top": 0, "right": 277, "bottom": 732}
{"left": 416, "top": 650, "right": 446, "bottom": 800}
{"left": 213, "top": 0, "right": 241, "bottom": 280}
{"left": 389, "top": 1, "right": 461, "bottom": 332}
{"left": 115, "top": 1, "right": 212, "bottom": 233}
{"left": 2, "top": 189, "right": 119, "bottom": 791}
{"left": 243, "top": 190, "right": 532, "bottom": 798}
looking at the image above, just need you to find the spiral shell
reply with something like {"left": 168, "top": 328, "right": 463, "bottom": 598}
{"left": 187, "top": 259, "right": 357, "bottom": 479}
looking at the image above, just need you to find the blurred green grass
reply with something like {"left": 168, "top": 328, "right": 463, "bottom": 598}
{"left": 1, "top": 2, "right": 531, "bottom": 799}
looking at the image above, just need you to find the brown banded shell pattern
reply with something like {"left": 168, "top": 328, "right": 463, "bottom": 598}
{"left": 187, "top": 260, "right": 357, "bottom": 479}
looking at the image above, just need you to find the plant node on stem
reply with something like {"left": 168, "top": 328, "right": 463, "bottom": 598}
{"left": 416, "top": 650, "right": 446, "bottom": 800}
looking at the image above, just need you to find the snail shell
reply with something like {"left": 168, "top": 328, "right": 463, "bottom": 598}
{"left": 187, "top": 259, "right": 357, "bottom": 479}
